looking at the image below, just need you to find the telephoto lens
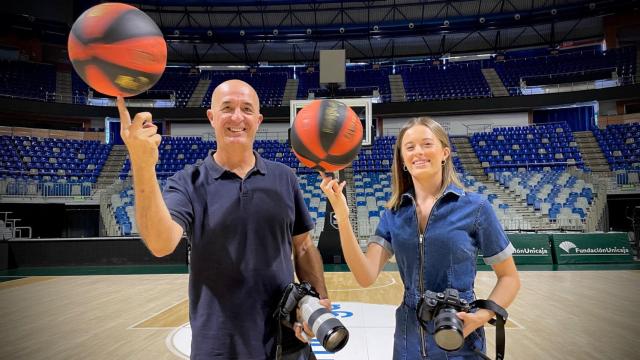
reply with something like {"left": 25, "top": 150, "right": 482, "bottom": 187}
{"left": 298, "top": 296, "right": 349, "bottom": 352}
{"left": 417, "top": 288, "right": 470, "bottom": 352}
{"left": 433, "top": 307, "right": 465, "bottom": 351}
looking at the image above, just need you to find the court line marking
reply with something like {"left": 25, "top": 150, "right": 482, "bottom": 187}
{"left": 131, "top": 326, "right": 181, "bottom": 330}
{"left": 127, "top": 298, "right": 188, "bottom": 330}
{"left": 128, "top": 274, "right": 398, "bottom": 330}
{"left": 166, "top": 324, "right": 189, "bottom": 360}
{"left": 327, "top": 273, "right": 397, "bottom": 292}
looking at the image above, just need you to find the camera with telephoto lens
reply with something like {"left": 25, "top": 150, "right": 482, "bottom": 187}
{"left": 417, "top": 288, "right": 471, "bottom": 352}
{"left": 275, "top": 282, "right": 349, "bottom": 353}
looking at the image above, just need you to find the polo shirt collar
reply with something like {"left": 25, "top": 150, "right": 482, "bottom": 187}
{"left": 207, "top": 150, "right": 267, "bottom": 179}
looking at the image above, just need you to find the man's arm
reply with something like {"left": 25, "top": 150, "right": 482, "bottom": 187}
{"left": 117, "top": 97, "right": 183, "bottom": 257}
{"left": 132, "top": 165, "right": 184, "bottom": 257}
{"left": 292, "top": 231, "right": 328, "bottom": 299}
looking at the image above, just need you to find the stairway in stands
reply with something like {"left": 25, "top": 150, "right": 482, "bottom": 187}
{"left": 96, "top": 145, "right": 127, "bottom": 190}
{"left": 281, "top": 78, "right": 299, "bottom": 106}
{"left": 573, "top": 130, "right": 610, "bottom": 174}
{"left": 451, "top": 137, "right": 486, "bottom": 179}
{"left": 481, "top": 68, "right": 509, "bottom": 97}
{"left": 451, "top": 137, "right": 552, "bottom": 229}
{"left": 388, "top": 74, "right": 406, "bottom": 102}
{"left": 187, "top": 78, "right": 212, "bottom": 107}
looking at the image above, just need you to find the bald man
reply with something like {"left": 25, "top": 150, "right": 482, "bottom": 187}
{"left": 117, "top": 80, "right": 328, "bottom": 359}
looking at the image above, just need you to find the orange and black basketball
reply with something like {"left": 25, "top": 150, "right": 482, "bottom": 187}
{"left": 291, "top": 99, "right": 363, "bottom": 172}
{"left": 67, "top": 3, "right": 167, "bottom": 97}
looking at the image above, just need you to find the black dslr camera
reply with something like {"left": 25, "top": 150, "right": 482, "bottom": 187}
{"left": 417, "top": 288, "right": 470, "bottom": 352}
{"left": 274, "top": 282, "right": 349, "bottom": 353}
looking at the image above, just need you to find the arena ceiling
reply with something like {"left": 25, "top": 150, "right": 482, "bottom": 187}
{"left": 7, "top": 0, "right": 639, "bottom": 65}
{"left": 121, "top": 0, "right": 636, "bottom": 64}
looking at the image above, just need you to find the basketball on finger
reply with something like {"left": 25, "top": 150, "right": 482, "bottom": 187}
{"left": 290, "top": 99, "right": 363, "bottom": 172}
{"left": 67, "top": 2, "right": 167, "bottom": 97}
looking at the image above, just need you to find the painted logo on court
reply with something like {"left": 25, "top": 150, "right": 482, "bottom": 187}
{"left": 167, "top": 302, "right": 396, "bottom": 360}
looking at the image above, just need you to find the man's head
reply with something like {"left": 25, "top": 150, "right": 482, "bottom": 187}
{"left": 207, "top": 79, "right": 263, "bottom": 149}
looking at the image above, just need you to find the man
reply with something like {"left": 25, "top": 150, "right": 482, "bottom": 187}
{"left": 117, "top": 79, "right": 328, "bottom": 359}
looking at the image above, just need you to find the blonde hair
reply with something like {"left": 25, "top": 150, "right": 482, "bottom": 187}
{"left": 386, "top": 117, "right": 463, "bottom": 210}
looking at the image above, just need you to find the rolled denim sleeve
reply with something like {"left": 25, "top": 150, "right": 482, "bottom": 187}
{"left": 368, "top": 209, "right": 394, "bottom": 256}
{"left": 475, "top": 199, "right": 514, "bottom": 265}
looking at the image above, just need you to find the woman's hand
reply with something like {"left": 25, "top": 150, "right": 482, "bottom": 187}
{"left": 319, "top": 172, "right": 349, "bottom": 222}
{"left": 457, "top": 309, "right": 495, "bottom": 338}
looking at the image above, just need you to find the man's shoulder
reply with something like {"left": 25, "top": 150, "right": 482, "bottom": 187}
{"left": 167, "top": 158, "right": 208, "bottom": 185}
{"left": 262, "top": 158, "right": 297, "bottom": 176}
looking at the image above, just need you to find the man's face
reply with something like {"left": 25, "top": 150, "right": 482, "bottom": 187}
{"left": 207, "top": 81, "right": 263, "bottom": 148}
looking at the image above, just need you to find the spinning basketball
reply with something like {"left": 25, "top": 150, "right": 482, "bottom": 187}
{"left": 291, "top": 99, "right": 363, "bottom": 172}
{"left": 67, "top": 3, "right": 167, "bottom": 97}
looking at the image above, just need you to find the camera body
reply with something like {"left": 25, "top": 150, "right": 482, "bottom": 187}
{"left": 417, "top": 288, "right": 470, "bottom": 351}
{"left": 275, "top": 282, "right": 349, "bottom": 353}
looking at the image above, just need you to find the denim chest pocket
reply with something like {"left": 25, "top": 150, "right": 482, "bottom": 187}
{"left": 447, "top": 229, "right": 478, "bottom": 265}
{"left": 423, "top": 218, "right": 478, "bottom": 292}
{"left": 426, "top": 201, "right": 477, "bottom": 265}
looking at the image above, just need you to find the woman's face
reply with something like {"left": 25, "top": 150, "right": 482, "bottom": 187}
{"left": 400, "top": 124, "right": 450, "bottom": 178}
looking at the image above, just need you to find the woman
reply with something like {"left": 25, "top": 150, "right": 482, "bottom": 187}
{"left": 320, "top": 117, "right": 520, "bottom": 359}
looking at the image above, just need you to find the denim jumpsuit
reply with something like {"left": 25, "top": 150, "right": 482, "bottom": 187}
{"left": 369, "top": 184, "right": 515, "bottom": 360}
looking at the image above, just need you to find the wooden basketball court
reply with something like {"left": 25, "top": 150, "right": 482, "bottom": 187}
{"left": 0, "top": 270, "right": 638, "bottom": 359}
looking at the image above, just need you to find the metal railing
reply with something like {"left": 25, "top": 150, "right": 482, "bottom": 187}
{"left": 520, "top": 66, "right": 618, "bottom": 85}
{"left": 43, "top": 90, "right": 177, "bottom": 108}
{"left": 463, "top": 123, "right": 494, "bottom": 136}
{"left": 396, "top": 91, "right": 491, "bottom": 102}
{"left": 0, "top": 179, "right": 94, "bottom": 198}
{"left": 255, "top": 130, "right": 289, "bottom": 141}
{"left": 99, "top": 179, "right": 131, "bottom": 237}
{"left": 484, "top": 160, "right": 583, "bottom": 171}
{"left": 44, "top": 92, "right": 89, "bottom": 104}
{"left": 614, "top": 170, "right": 640, "bottom": 186}
{"left": 509, "top": 74, "right": 637, "bottom": 96}
{"left": 306, "top": 86, "right": 380, "bottom": 100}
{"left": 0, "top": 211, "right": 32, "bottom": 240}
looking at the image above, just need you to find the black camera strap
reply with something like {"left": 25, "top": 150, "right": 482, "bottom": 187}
{"left": 273, "top": 282, "right": 318, "bottom": 360}
{"left": 471, "top": 299, "right": 508, "bottom": 360}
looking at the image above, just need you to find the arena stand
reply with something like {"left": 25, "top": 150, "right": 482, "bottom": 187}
{"left": 106, "top": 137, "right": 327, "bottom": 240}
{"left": 0, "top": 44, "right": 637, "bottom": 257}
{"left": 93, "top": 121, "right": 616, "bottom": 243}
{"left": 2, "top": 46, "right": 634, "bottom": 108}
{"left": 0, "top": 121, "right": 626, "bottom": 241}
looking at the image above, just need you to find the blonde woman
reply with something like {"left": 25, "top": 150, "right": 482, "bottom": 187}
{"left": 320, "top": 117, "right": 520, "bottom": 359}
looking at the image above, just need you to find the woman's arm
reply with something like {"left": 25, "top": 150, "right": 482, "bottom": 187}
{"left": 320, "top": 174, "right": 391, "bottom": 287}
{"left": 458, "top": 256, "right": 520, "bottom": 337}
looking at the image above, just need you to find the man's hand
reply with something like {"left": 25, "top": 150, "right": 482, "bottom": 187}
{"left": 294, "top": 298, "right": 332, "bottom": 343}
{"left": 117, "top": 96, "right": 162, "bottom": 170}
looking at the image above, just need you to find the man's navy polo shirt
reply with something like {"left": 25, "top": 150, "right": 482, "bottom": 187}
{"left": 162, "top": 150, "right": 314, "bottom": 359}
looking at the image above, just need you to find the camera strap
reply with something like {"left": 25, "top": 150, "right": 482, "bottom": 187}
{"left": 471, "top": 299, "right": 508, "bottom": 360}
{"left": 273, "top": 282, "right": 317, "bottom": 360}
